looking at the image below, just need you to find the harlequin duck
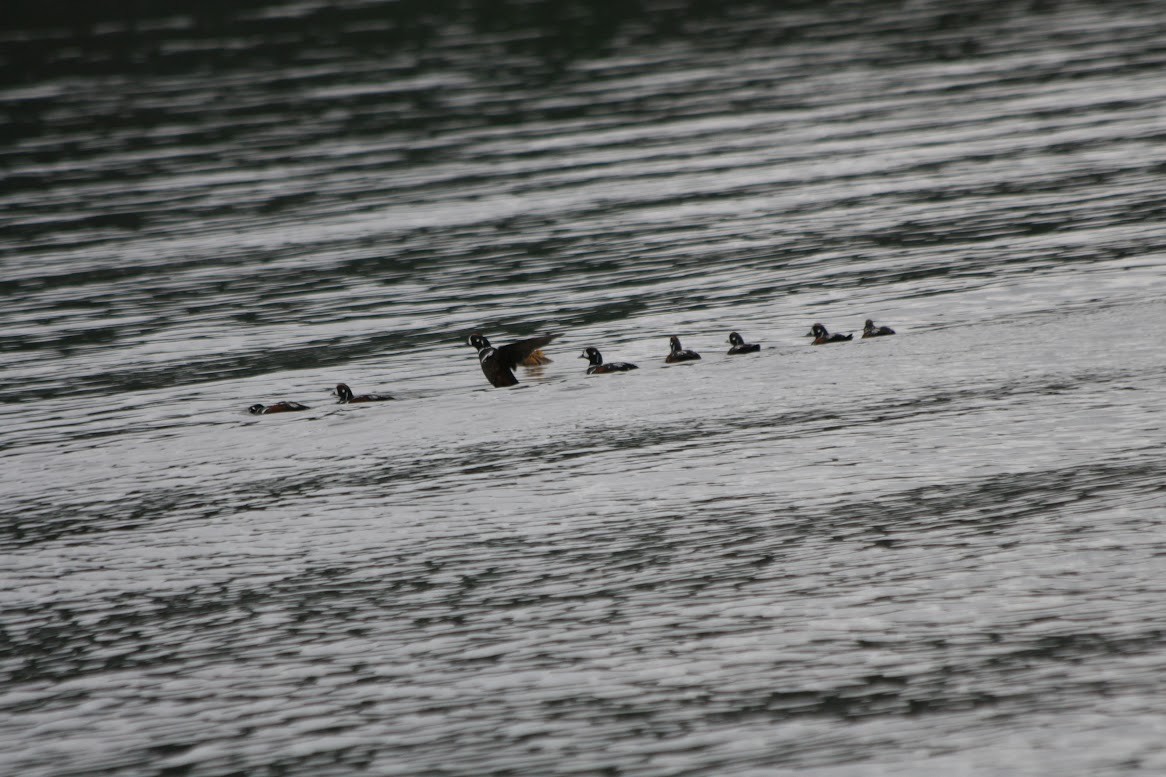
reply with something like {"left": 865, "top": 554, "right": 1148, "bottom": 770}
{"left": 862, "top": 319, "right": 896, "bottom": 338}
{"left": 467, "top": 332, "right": 559, "bottom": 387}
{"left": 248, "top": 401, "right": 309, "bottom": 415}
{"left": 522, "top": 349, "right": 553, "bottom": 366}
{"left": 665, "top": 335, "right": 701, "bottom": 363}
{"left": 809, "top": 323, "right": 852, "bottom": 345}
{"left": 333, "top": 383, "right": 393, "bottom": 403}
{"left": 579, "top": 347, "right": 638, "bottom": 374}
{"left": 726, "top": 331, "right": 760, "bottom": 354}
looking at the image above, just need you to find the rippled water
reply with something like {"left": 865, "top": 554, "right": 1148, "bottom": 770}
{"left": 3, "top": 0, "right": 1166, "bottom": 774}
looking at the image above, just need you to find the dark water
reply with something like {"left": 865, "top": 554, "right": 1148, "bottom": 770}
{"left": 3, "top": 1, "right": 1166, "bottom": 774}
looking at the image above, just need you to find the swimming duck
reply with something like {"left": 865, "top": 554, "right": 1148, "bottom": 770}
{"left": 665, "top": 335, "right": 701, "bottom": 363}
{"left": 862, "top": 319, "right": 896, "bottom": 338}
{"left": 579, "top": 347, "right": 638, "bottom": 374}
{"left": 467, "top": 332, "right": 559, "bottom": 387}
{"left": 726, "top": 331, "right": 760, "bottom": 354}
{"left": 248, "top": 401, "right": 309, "bottom": 415}
{"left": 333, "top": 383, "right": 393, "bottom": 403}
{"left": 809, "top": 324, "right": 852, "bottom": 345}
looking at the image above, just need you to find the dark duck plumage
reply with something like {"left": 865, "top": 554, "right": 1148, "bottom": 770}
{"left": 248, "top": 401, "right": 309, "bottom": 415}
{"left": 580, "top": 347, "right": 638, "bottom": 374}
{"left": 333, "top": 383, "right": 393, "bottom": 403}
{"left": 862, "top": 319, "right": 896, "bottom": 338}
{"left": 468, "top": 332, "right": 559, "bottom": 387}
{"left": 809, "top": 323, "right": 853, "bottom": 345}
{"left": 664, "top": 335, "right": 701, "bottom": 363}
{"left": 726, "top": 331, "right": 760, "bottom": 354}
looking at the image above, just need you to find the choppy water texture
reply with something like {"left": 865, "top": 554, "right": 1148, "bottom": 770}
{"left": 3, "top": 0, "right": 1166, "bottom": 774}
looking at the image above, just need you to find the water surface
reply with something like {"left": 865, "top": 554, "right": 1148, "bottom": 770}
{"left": 3, "top": 1, "right": 1166, "bottom": 774}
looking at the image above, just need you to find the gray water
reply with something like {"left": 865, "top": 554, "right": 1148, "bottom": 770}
{"left": 3, "top": 0, "right": 1166, "bottom": 774}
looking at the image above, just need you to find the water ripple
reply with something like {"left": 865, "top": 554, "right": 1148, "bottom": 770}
{"left": 4, "top": 1, "right": 1166, "bottom": 775}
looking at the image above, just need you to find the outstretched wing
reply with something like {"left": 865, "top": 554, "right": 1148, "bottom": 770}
{"left": 496, "top": 333, "right": 558, "bottom": 370}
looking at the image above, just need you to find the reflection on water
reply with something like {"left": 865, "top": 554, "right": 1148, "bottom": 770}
{"left": 3, "top": 1, "right": 1166, "bottom": 775}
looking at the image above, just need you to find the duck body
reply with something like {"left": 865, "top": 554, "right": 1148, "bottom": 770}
{"left": 809, "top": 323, "right": 852, "bottom": 345}
{"left": 862, "top": 319, "right": 896, "bottom": 338}
{"left": 580, "top": 347, "right": 637, "bottom": 374}
{"left": 468, "top": 332, "right": 559, "bottom": 387}
{"left": 248, "top": 401, "right": 309, "bottom": 415}
{"left": 664, "top": 335, "right": 701, "bottom": 363}
{"left": 726, "top": 331, "right": 760, "bottom": 354}
{"left": 333, "top": 383, "right": 393, "bottom": 403}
